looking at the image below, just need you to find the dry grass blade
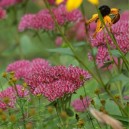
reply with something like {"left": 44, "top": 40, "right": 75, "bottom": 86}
{"left": 90, "top": 108, "right": 124, "bottom": 129}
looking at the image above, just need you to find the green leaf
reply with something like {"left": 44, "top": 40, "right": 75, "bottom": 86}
{"left": 92, "top": 47, "right": 98, "bottom": 56}
{"left": 108, "top": 74, "right": 129, "bottom": 85}
{"left": 59, "top": 55, "right": 79, "bottom": 66}
{"left": 122, "top": 85, "right": 129, "bottom": 95}
{"left": 65, "top": 108, "right": 74, "bottom": 117}
{"left": 111, "top": 50, "right": 122, "bottom": 58}
{"left": 1, "top": 44, "right": 18, "bottom": 56}
{"left": 73, "top": 42, "right": 85, "bottom": 47}
{"left": 121, "top": 69, "right": 129, "bottom": 77}
{"left": 124, "top": 105, "right": 129, "bottom": 114}
{"left": 20, "top": 35, "right": 32, "bottom": 54}
{"left": 105, "top": 99, "right": 121, "bottom": 115}
{"left": 46, "top": 48, "right": 73, "bottom": 56}
{"left": 46, "top": 101, "right": 57, "bottom": 107}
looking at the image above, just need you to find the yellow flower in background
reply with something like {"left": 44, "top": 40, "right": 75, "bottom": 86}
{"left": 66, "top": 0, "right": 83, "bottom": 12}
{"left": 56, "top": 0, "right": 83, "bottom": 12}
{"left": 88, "top": 0, "right": 99, "bottom": 5}
{"left": 55, "top": 0, "right": 64, "bottom": 5}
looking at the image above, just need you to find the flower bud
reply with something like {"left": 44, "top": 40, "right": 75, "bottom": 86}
{"left": 23, "top": 82, "right": 27, "bottom": 88}
{"left": 1, "top": 113, "right": 7, "bottom": 121}
{"left": 29, "top": 108, "right": 36, "bottom": 117}
{"left": 94, "top": 89, "right": 100, "bottom": 95}
{"left": 11, "top": 77, "right": 17, "bottom": 83}
{"left": 26, "top": 123, "right": 32, "bottom": 129}
{"left": 91, "top": 99, "right": 95, "bottom": 105}
{"left": 100, "top": 99, "right": 106, "bottom": 106}
{"left": 80, "top": 95, "right": 83, "bottom": 100}
{"left": 0, "top": 109, "right": 3, "bottom": 116}
{"left": 114, "top": 95, "right": 120, "bottom": 100}
{"left": 3, "top": 97, "right": 10, "bottom": 104}
{"left": 10, "top": 71, "right": 15, "bottom": 76}
{"left": 77, "top": 119, "right": 85, "bottom": 128}
{"left": 10, "top": 114, "right": 16, "bottom": 123}
{"left": 2, "top": 72, "right": 7, "bottom": 78}
{"left": 60, "top": 111, "right": 68, "bottom": 120}
{"left": 47, "top": 106, "right": 54, "bottom": 114}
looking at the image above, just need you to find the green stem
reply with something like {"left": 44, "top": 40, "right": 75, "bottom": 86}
{"left": 0, "top": 80, "right": 4, "bottom": 91}
{"left": 22, "top": 0, "right": 30, "bottom": 14}
{"left": 104, "top": 30, "right": 119, "bottom": 70}
{"left": 118, "top": 81, "right": 124, "bottom": 107}
{"left": 13, "top": 83, "right": 26, "bottom": 129}
{"left": 81, "top": 99, "right": 96, "bottom": 129}
{"left": 55, "top": 106, "right": 64, "bottom": 129}
{"left": 38, "top": 97, "right": 41, "bottom": 117}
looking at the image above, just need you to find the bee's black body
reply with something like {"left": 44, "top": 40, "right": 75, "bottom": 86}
{"left": 99, "top": 5, "right": 111, "bottom": 17}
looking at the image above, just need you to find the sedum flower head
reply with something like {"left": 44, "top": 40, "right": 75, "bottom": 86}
{"left": 48, "top": 0, "right": 56, "bottom": 5}
{"left": 120, "top": 11, "right": 129, "bottom": 21}
{"left": 26, "top": 65, "right": 91, "bottom": 101}
{"left": 6, "top": 60, "right": 31, "bottom": 79}
{"left": 18, "top": 5, "right": 82, "bottom": 32}
{"left": 0, "top": 87, "right": 15, "bottom": 109}
{"left": 55, "top": 36, "right": 63, "bottom": 46}
{"left": 0, "top": 85, "right": 29, "bottom": 110}
{"left": 67, "top": 20, "right": 96, "bottom": 41}
{"left": 6, "top": 59, "right": 91, "bottom": 101}
{"left": 6, "top": 58, "right": 50, "bottom": 79}
{"left": 0, "top": 0, "right": 23, "bottom": 8}
{"left": 71, "top": 96, "right": 91, "bottom": 112}
{"left": 0, "top": 8, "right": 6, "bottom": 20}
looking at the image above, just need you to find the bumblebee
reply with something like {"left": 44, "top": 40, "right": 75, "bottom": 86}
{"left": 86, "top": 5, "right": 120, "bottom": 37}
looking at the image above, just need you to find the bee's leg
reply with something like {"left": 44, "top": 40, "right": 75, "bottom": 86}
{"left": 104, "top": 16, "right": 112, "bottom": 32}
{"left": 86, "top": 13, "right": 99, "bottom": 25}
{"left": 93, "top": 19, "right": 103, "bottom": 38}
{"left": 111, "top": 13, "right": 120, "bottom": 24}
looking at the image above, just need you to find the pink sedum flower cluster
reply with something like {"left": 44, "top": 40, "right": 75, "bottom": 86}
{"left": 6, "top": 58, "right": 50, "bottom": 79}
{"left": 47, "top": 0, "right": 55, "bottom": 5}
{"left": 123, "top": 95, "right": 129, "bottom": 100}
{"left": 0, "top": 0, "right": 23, "bottom": 8}
{"left": 0, "top": 8, "right": 6, "bottom": 20}
{"left": 55, "top": 36, "right": 63, "bottom": 46}
{"left": 27, "top": 65, "right": 91, "bottom": 101}
{"left": 95, "top": 46, "right": 111, "bottom": 68}
{"left": 6, "top": 58, "right": 91, "bottom": 101}
{"left": 18, "top": 5, "right": 82, "bottom": 32}
{"left": 6, "top": 60, "right": 31, "bottom": 79}
{"left": 120, "top": 11, "right": 129, "bottom": 20}
{"left": 89, "top": 11, "right": 129, "bottom": 68}
{"left": 71, "top": 96, "right": 91, "bottom": 112}
{"left": 0, "top": 85, "right": 29, "bottom": 110}
{"left": 67, "top": 20, "right": 96, "bottom": 41}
